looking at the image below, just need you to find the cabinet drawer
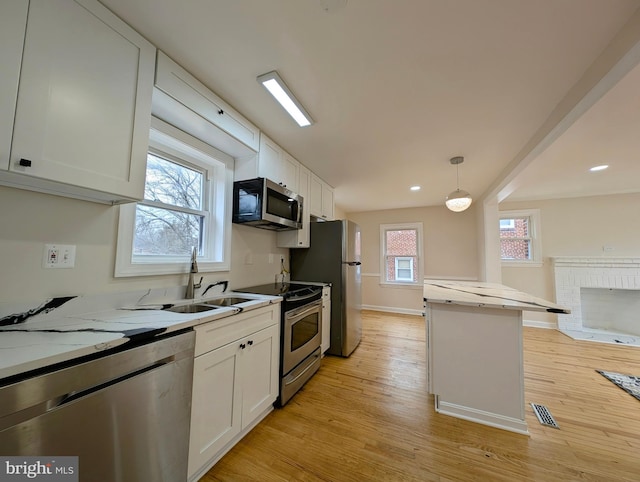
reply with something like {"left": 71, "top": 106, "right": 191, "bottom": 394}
{"left": 155, "top": 51, "right": 259, "bottom": 152}
{"left": 194, "top": 304, "right": 280, "bottom": 357}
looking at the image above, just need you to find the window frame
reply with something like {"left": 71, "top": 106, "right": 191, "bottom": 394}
{"left": 499, "top": 209, "right": 542, "bottom": 267}
{"left": 379, "top": 222, "right": 424, "bottom": 287}
{"left": 115, "top": 117, "right": 233, "bottom": 277}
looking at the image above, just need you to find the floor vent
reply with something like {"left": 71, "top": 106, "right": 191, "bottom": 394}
{"left": 531, "top": 403, "right": 559, "bottom": 429}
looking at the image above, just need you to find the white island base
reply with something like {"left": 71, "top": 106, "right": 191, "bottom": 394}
{"left": 427, "top": 303, "right": 527, "bottom": 434}
{"left": 424, "top": 280, "right": 570, "bottom": 435}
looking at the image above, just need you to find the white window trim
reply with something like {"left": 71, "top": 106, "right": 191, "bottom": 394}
{"left": 499, "top": 209, "right": 542, "bottom": 267}
{"left": 115, "top": 117, "right": 233, "bottom": 277}
{"left": 379, "top": 222, "right": 424, "bottom": 287}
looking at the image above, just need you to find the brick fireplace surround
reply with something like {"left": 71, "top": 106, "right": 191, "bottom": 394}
{"left": 552, "top": 257, "right": 640, "bottom": 341}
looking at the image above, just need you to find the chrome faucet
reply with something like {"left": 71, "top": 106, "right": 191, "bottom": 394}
{"left": 202, "top": 280, "right": 229, "bottom": 297}
{"left": 185, "top": 247, "right": 202, "bottom": 299}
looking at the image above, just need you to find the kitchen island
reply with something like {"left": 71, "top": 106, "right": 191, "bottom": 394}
{"left": 423, "top": 280, "right": 570, "bottom": 434}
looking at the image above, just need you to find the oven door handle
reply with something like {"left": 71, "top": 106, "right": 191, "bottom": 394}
{"left": 286, "top": 290, "right": 322, "bottom": 303}
{"left": 286, "top": 299, "right": 322, "bottom": 319}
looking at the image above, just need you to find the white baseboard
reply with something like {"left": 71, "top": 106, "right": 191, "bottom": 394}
{"left": 523, "top": 319, "right": 557, "bottom": 329}
{"left": 435, "top": 397, "right": 529, "bottom": 436}
{"left": 362, "top": 304, "right": 423, "bottom": 316}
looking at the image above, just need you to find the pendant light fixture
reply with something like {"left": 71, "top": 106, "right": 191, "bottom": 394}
{"left": 445, "top": 156, "right": 472, "bottom": 212}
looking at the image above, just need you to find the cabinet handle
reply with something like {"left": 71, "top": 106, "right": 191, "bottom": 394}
{"left": 240, "top": 343, "right": 246, "bottom": 349}
{"left": 19, "top": 158, "right": 32, "bottom": 167}
{"left": 218, "top": 109, "right": 224, "bottom": 115}
{"left": 247, "top": 340, "right": 253, "bottom": 346}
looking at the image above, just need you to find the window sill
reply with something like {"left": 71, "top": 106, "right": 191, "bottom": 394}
{"left": 501, "top": 261, "right": 543, "bottom": 268}
{"left": 379, "top": 282, "right": 423, "bottom": 290}
{"left": 115, "top": 260, "right": 230, "bottom": 278}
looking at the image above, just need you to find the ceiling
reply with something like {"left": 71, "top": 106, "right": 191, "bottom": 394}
{"left": 100, "top": 0, "right": 640, "bottom": 212}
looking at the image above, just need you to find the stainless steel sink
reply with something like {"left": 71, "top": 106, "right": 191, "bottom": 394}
{"left": 165, "top": 304, "right": 219, "bottom": 313}
{"left": 202, "top": 297, "right": 253, "bottom": 306}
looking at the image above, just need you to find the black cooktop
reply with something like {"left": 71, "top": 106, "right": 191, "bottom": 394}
{"left": 236, "top": 282, "right": 321, "bottom": 299}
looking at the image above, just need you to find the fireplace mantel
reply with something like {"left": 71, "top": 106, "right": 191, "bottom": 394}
{"left": 552, "top": 257, "right": 640, "bottom": 269}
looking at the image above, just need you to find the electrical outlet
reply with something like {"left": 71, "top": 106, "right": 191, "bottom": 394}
{"left": 43, "top": 244, "right": 76, "bottom": 269}
{"left": 603, "top": 245, "right": 615, "bottom": 252}
{"left": 268, "top": 253, "right": 274, "bottom": 264}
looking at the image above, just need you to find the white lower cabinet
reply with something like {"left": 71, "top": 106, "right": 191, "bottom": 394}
{"left": 188, "top": 305, "right": 280, "bottom": 481}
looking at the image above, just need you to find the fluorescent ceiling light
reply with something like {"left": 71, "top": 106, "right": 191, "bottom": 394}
{"left": 589, "top": 164, "right": 609, "bottom": 172}
{"left": 257, "top": 71, "right": 313, "bottom": 127}
{"left": 410, "top": 185, "right": 421, "bottom": 191}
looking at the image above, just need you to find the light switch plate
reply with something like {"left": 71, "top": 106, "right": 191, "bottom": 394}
{"left": 43, "top": 244, "right": 76, "bottom": 269}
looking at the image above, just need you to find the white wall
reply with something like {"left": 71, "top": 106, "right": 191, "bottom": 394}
{"left": 500, "top": 192, "right": 640, "bottom": 325}
{"left": 347, "top": 204, "right": 479, "bottom": 313}
{"left": 0, "top": 185, "right": 287, "bottom": 302}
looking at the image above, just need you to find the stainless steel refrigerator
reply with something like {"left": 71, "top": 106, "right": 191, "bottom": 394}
{"left": 290, "top": 220, "right": 362, "bottom": 357}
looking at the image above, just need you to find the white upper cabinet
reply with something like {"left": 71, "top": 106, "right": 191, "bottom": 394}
{"left": 1, "top": 0, "right": 155, "bottom": 204}
{"left": 0, "top": 1, "right": 28, "bottom": 174}
{"left": 277, "top": 164, "right": 311, "bottom": 248}
{"left": 154, "top": 51, "right": 259, "bottom": 154}
{"left": 258, "top": 134, "right": 299, "bottom": 192}
{"left": 310, "top": 173, "right": 335, "bottom": 220}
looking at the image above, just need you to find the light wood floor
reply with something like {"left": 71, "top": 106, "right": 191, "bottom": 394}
{"left": 202, "top": 310, "right": 640, "bottom": 481}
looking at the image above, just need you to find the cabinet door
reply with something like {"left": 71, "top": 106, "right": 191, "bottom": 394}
{"left": 276, "top": 164, "right": 310, "bottom": 248}
{"left": 154, "top": 52, "right": 259, "bottom": 153}
{"left": 188, "top": 342, "right": 242, "bottom": 478}
{"left": 241, "top": 324, "right": 280, "bottom": 428}
{"left": 309, "top": 174, "right": 323, "bottom": 218}
{"left": 322, "top": 183, "right": 335, "bottom": 220}
{"left": 9, "top": 0, "right": 154, "bottom": 201}
{"left": 281, "top": 152, "right": 299, "bottom": 192}
{"left": 258, "top": 134, "right": 283, "bottom": 184}
{"left": 0, "top": 1, "right": 28, "bottom": 171}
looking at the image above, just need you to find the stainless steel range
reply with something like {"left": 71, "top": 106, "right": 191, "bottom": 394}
{"left": 236, "top": 283, "right": 322, "bottom": 406}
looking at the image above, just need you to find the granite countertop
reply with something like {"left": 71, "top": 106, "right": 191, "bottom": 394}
{"left": 0, "top": 290, "right": 281, "bottom": 381}
{"left": 423, "top": 280, "right": 570, "bottom": 314}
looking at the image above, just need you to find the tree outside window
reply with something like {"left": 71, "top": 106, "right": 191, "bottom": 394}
{"left": 134, "top": 153, "right": 206, "bottom": 257}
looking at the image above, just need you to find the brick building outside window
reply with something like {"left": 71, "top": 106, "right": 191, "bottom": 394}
{"left": 380, "top": 223, "right": 423, "bottom": 285}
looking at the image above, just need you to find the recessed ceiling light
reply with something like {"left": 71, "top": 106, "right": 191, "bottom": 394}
{"left": 589, "top": 165, "right": 609, "bottom": 172}
{"left": 410, "top": 185, "right": 421, "bottom": 191}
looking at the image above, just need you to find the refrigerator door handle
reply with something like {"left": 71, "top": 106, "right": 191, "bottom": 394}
{"left": 343, "top": 261, "right": 361, "bottom": 266}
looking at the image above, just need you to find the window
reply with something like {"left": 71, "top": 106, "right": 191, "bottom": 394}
{"left": 380, "top": 223, "right": 423, "bottom": 286}
{"left": 499, "top": 219, "right": 515, "bottom": 230}
{"left": 115, "top": 117, "right": 233, "bottom": 277}
{"left": 395, "top": 257, "right": 414, "bottom": 281}
{"left": 134, "top": 152, "right": 206, "bottom": 256}
{"left": 499, "top": 209, "right": 541, "bottom": 266}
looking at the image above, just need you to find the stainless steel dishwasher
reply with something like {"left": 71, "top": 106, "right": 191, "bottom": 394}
{"left": 0, "top": 329, "right": 195, "bottom": 482}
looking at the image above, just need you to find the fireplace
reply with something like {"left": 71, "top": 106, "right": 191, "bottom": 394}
{"left": 552, "top": 257, "right": 640, "bottom": 343}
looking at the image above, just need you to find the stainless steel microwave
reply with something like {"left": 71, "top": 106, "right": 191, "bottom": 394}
{"left": 232, "top": 178, "right": 303, "bottom": 230}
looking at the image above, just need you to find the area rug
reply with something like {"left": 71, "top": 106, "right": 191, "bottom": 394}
{"left": 597, "top": 370, "right": 640, "bottom": 402}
